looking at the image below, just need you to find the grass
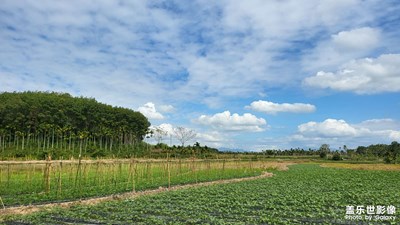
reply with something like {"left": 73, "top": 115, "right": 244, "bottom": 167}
{"left": 4, "top": 164, "right": 399, "bottom": 224}
{"left": 321, "top": 162, "right": 400, "bottom": 171}
{"left": 0, "top": 159, "right": 284, "bottom": 207}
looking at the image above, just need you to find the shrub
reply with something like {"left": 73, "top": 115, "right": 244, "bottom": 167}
{"left": 332, "top": 152, "right": 343, "bottom": 161}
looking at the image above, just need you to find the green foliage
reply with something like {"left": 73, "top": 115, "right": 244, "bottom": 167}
{"left": 7, "top": 164, "right": 400, "bottom": 224}
{"left": 150, "top": 143, "right": 220, "bottom": 159}
{"left": 384, "top": 141, "right": 400, "bottom": 164}
{"left": 0, "top": 160, "right": 264, "bottom": 206}
{"left": 351, "top": 142, "right": 399, "bottom": 164}
{"left": 356, "top": 146, "right": 367, "bottom": 155}
{"left": 331, "top": 152, "right": 343, "bottom": 161}
{"left": 318, "top": 144, "right": 330, "bottom": 159}
{"left": 319, "top": 143, "right": 330, "bottom": 152}
{"left": 319, "top": 151, "right": 327, "bottom": 159}
{"left": 0, "top": 91, "right": 150, "bottom": 159}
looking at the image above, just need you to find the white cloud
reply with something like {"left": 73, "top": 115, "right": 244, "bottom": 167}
{"left": 390, "top": 131, "right": 400, "bottom": 140}
{"left": 150, "top": 123, "right": 175, "bottom": 135}
{"left": 1, "top": 1, "right": 399, "bottom": 150}
{"left": 356, "top": 119, "right": 400, "bottom": 131}
{"left": 220, "top": 0, "right": 368, "bottom": 38}
{"left": 158, "top": 123, "right": 175, "bottom": 135}
{"left": 332, "top": 27, "right": 381, "bottom": 51}
{"left": 158, "top": 105, "right": 175, "bottom": 113}
{"left": 195, "top": 111, "right": 267, "bottom": 132}
{"left": 246, "top": 100, "right": 316, "bottom": 114}
{"left": 298, "top": 119, "right": 359, "bottom": 137}
{"left": 149, "top": 124, "right": 226, "bottom": 148}
{"left": 176, "top": 1, "right": 377, "bottom": 98}
{"left": 0, "top": 0, "right": 391, "bottom": 106}
{"left": 303, "top": 54, "right": 400, "bottom": 94}
{"left": 138, "top": 102, "right": 164, "bottom": 120}
{"left": 294, "top": 118, "right": 400, "bottom": 148}
{"left": 196, "top": 131, "right": 227, "bottom": 145}
{"left": 302, "top": 27, "right": 382, "bottom": 71}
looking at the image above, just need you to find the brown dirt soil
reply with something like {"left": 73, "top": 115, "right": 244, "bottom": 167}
{"left": 0, "top": 171, "right": 275, "bottom": 218}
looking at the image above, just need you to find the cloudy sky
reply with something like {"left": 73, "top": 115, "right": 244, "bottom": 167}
{"left": 1, "top": 0, "right": 400, "bottom": 150}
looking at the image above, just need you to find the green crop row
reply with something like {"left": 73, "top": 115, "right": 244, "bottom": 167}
{"left": 0, "top": 160, "right": 271, "bottom": 206}
{"left": 5, "top": 164, "right": 399, "bottom": 224}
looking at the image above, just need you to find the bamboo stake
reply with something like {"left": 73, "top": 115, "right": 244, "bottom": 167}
{"left": 0, "top": 196, "right": 5, "bottom": 209}
{"left": 7, "top": 164, "right": 10, "bottom": 188}
{"left": 44, "top": 156, "right": 51, "bottom": 193}
{"left": 132, "top": 159, "right": 136, "bottom": 192}
{"left": 95, "top": 161, "right": 100, "bottom": 186}
{"left": 75, "top": 156, "right": 82, "bottom": 191}
{"left": 0, "top": 165, "right": 2, "bottom": 184}
{"left": 167, "top": 153, "right": 171, "bottom": 189}
{"left": 112, "top": 162, "right": 116, "bottom": 187}
{"left": 58, "top": 158, "right": 63, "bottom": 196}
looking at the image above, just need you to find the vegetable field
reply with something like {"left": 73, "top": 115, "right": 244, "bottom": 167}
{"left": 0, "top": 159, "right": 278, "bottom": 207}
{"left": 4, "top": 164, "right": 399, "bottom": 224}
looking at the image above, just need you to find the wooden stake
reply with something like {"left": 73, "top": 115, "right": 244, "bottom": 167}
{"left": 0, "top": 196, "right": 5, "bottom": 209}
{"left": 132, "top": 159, "right": 136, "bottom": 192}
{"left": 58, "top": 158, "right": 63, "bottom": 196}
{"left": 167, "top": 153, "right": 171, "bottom": 189}
{"left": 44, "top": 156, "right": 51, "bottom": 193}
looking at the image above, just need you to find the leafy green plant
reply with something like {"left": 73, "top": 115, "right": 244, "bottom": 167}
{"left": 0, "top": 160, "right": 269, "bottom": 206}
{"left": 5, "top": 164, "right": 400, "bottom": 224}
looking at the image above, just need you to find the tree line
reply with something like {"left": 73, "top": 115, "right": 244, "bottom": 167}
{"left": 352, "top": 142, "right": 400, "bottom": 163}
{"left": 0, "top": 91, "right": 150, "bottom": 159}
{"left": 259, "top": 142, "right": 399, "bottom": 163}
{"left": 1, "top": 91, "right": 397, "bottom": 161}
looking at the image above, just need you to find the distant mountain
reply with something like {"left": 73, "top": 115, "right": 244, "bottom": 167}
{"left": 219, "top": 147, "right": 249, "bottom": 152}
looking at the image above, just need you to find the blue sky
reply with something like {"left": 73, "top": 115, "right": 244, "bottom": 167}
{"left": 1, "top": 0, "right": 400, "bottom": 150}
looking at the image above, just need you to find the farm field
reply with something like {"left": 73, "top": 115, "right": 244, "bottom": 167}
{"left": 320, "top": 162, "right": 400, "bottom": 171}
{"left": 0, "top": 159, "right": 283, "bottom": 207}
{"left": 3, "top": 164, "right": 399, "bottom": 224}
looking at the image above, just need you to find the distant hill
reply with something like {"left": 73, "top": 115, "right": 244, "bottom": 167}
{"left": 219, "top": 147, "right": 248, "bottom": 152}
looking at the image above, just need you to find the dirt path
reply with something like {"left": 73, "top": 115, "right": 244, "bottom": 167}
{"left": 0, "top": 171, "right": 274, "bottom": 218}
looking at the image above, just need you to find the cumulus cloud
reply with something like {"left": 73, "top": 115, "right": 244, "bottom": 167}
{"left": 149, "top": 124, "right": 226, "bottom": 147}
{"left": 246, "top": 100, "right": 316, "bottom": 114}
{"left": 293, "top": 119, "right": 400, "bottom": 144}
{"left": 1, "top": 0, "right": 389, "bottom": 107}
{"left": 196, "top": 131, "right": 226, "bottom": 144}
{"left": 298, "top": 119, "right": 359, "bottom": 137}
{"left": 138, "top": 102, "right": 164, "bottom": 120}
{"left": 195, "top": 111, "right": 267, "bottom": 132}
{"left": 356, "top": 119, "right": 400, "bottom": 131}
{"left": 390, "top": 131, "right": 400, "bottom": 140}
{"left": 332, "top": 27, "right": 381, "bottom": 51}
{"left": 158, "top": 105, "right": 176, "bottom": 113}
{"left": 302, "top": 27, "right": 382, "bottom": 71}
{"left": 303, "top": 54, "right": 400, "bottom": 94}
{"left": 1, "top": 1, "right": 399, "bottom": 150}
{"left": 151, "top": 123, "right": 175, "bottom": 135}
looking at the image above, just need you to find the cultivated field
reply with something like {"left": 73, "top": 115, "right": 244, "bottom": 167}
{"left": 320, "top": 162, "right": 400, "bottom": 171}
{"left": 0, "top": 159, "right": 286, "bottom": 207}
{"left": 2, "top": 163, "right": 399, "bottom": 224}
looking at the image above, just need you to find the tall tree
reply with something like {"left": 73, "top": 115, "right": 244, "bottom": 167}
{"left": 0, "top": 91, "right": 150, "bottom": 158}
{"left": 152, "top": 126, "right": 167, "bottom": 144}
{"left": 173, "top": 127, "right": 196, "bottom": 147}
{"left": 319, "top": 143, "right": 330, "bottom": 158}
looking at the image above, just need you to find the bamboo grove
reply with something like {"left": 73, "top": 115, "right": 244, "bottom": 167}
{"left": 0, "top": 92, "right": 150, "bottom": 159}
